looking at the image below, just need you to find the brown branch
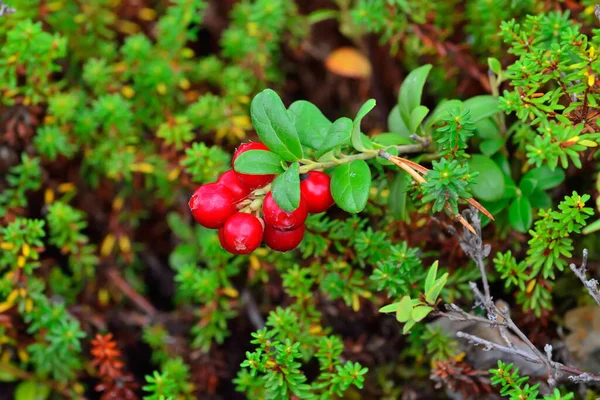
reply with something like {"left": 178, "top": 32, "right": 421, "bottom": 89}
{"left": 106, "top": 268, "right": 157, "bottom": 316}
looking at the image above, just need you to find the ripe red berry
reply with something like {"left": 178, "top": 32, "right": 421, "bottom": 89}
{"left": 263, "top": 224, "right": 305, "bottom": 252}
{"left": 217, "top": 170, "right": 251, "bottom": 202}
{"left": 232, "top": 142, "right": 275, "bottom": 189}
{"left": 189, "top": 183, "right": 236, "bottom": 229}
{"left": 262, "top": 192, "right": 308, "bottom": 231}
{"left": 218, "top": 213, "right": 263, "bottom": 255}
{"left": 300, "top": 171, "right": 334, "bottom": 214}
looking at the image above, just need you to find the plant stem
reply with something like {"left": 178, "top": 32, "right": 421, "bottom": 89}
{"left": 298, "top": 143, "right": 427, "bottom": 174}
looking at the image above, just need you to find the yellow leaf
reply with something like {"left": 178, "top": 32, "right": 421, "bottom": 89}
{"left": 325, "top": 47, "right": 372, "bottom": 79}
{"left": 167, "top": 168, "right": 181, "bottom": 182}
{"left": 0, "top": 242, "right": 14, "bottom": 250}
{"left": 351, "top": 293, "right": 360, "bottom": 311}
{"left": 25, "top": 299, "right": 33, "bottom": 313}
{"left": 179, "top": 78, "right": 190, "bottom": 91}
{"left": 526, "top": 279, "right": 536, "bottom": 294}
{"left": 130, "top": 163, "right": 154, "bottom": 173}
{"left": 118, "top": 235, "right": 131, "bottom": 254}
{"left": 21, "top": 244, "right": 30, "bottom": 257}
{"left": 249, "top": 255, "right": 261, "bottom": 270}
{"left": 222, "top": 287, "right": 239, "bottom": 298}
{"left": 309, "top": 325, "right": 322, "bottom": 335}
{"left": 17, "top": 256, "right": 25, "bottom": 268}
{"left": 44, "top": 188, "right": 55, "bottom": 204}
{"left": 589, "top": 73, "right": 596, "bottom": 87}
{"left": 116, "top": 20, "right": 140, "bottom": 35}
{"left": 0, "top": 302, "right": 14, "bottom": 313}
{"left": 138, "top": 7, "right": 157, "bottom": 21}
{"left": 121, "top": 86, "right": 135, "bottom": 98}
{"left": 113, "top": 196, "right": 124, "bottom": 211}
{"left": 58, "top": 182, "right": 75, "bottom": 193}
{"left": 156, "top": 83, "right": 167, "bottom": 95}
{"left": 18, "top": 348, "right": 29, "bottom": 363}
{"left": 101, "top": 234, "right": 116, "bottom": 257}
{"left": 579, "top": 139, "right": 598, "bottom": 147}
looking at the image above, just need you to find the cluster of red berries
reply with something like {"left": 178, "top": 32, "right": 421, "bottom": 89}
{"left": 188, "top": 142, "right": 335, "bottom": 255}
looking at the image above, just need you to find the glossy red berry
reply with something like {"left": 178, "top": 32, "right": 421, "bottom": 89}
{"left": 218, "top": 213, "right": 263, "bottom": 255}
{"left": 217, "top": 170, "right": 251, "bottom": 202}
{"left": 232, "top": 142, "right": 275, "bottom": 189}
{"left": 262, "top": 192, "right": 308, "bottom": 231}
{"left": 189, "top": 183, "right": 236, "bottom": 229}
{"left": 263, "top": 224, "right": 305, "bottom": 252}
{"left": 300, "top": 171, "right": 334, "bottom": 214}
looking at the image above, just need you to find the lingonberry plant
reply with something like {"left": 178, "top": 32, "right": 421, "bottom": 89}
{"left": 3, "top": 1, "right": 600, "bottom": 399}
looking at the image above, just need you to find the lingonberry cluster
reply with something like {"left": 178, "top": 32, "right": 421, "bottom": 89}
{"left": 189, "top": 142, "right": 334, "bottom": 255}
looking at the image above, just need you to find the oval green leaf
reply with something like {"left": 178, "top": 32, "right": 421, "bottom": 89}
{"left": 251, "top": 89, "right": 303, "bottom": 161}
{"left": 520, "top": 166, "right": 565, "bottom": 194}
{"left": 462, "top": 95, "right": 499, "bottom": 123}
{"left": 388, "top": 104, "right": 410, "bottom": 136}
{"left": 508, "top": 196, "right": 533, "bottom": 233}
{"left": 271, "top": 162, "right": 300, "bottom": 211}
{"left": 233, "top": 149, "right": 285, "bottom": 175}
{"left": 15, "top": 381, "right": 50, "bottom": 400}
{"left": 469, "top": 154, "right": 505, "bottom": 202}
{"left": 315, "top": 117, "right": 353, "bottom": 158}
{"left": 395, "top": 295, "right": 413, "bottom": 323}
{"left": 411, "top": 305, "right": 434, "bottom": 322}
{"left": 424, "top": 260, "right": 438, "bottom": 294}
{"left": 399, "top": 64, "right": 432, "bottom": 123}
{"left": 288, "top": 100, "right": 332, "bottom": 150}
{"left": 351, "top": 99, "right": 376, "bottom": 151}
{"left": 331, "top": 159, "right": 371, "bottom": 213}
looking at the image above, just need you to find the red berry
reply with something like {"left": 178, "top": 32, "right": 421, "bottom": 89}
{"left": 262, "top": 192, "right": 308, "bottom": 231}
{"left": 300, "top": 171, "right": 334, "bottom": 214}
{"left": 263, "top": 224, "right": 305, "bottom": 252}
{"left": 232, "top": 142, "right": 275, "bottom": 189}
{"left": 189, "top": 183, "right": 236, "bottom": 229}
{"left": 217, "top": 170, "right": 251, "bottom": 202}
{"left": 218, "top": 213, "right": 263, "bottom": 255}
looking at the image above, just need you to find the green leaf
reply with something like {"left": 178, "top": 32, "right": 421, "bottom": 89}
{"left": 469, "top": 154, "right": 505, "bottom": 202}
{"left": 0, "top": 368, "right": 17, "bottom": 382}
{"left": 508, "top": 196, "right": 533, "bottom": 233}
{"left": 389, "top": 171, "right": 409, "bottom": 221}
{"left": 169, "top": 244, "right": 198, "bottom": 269}
{"left": 379, "top": 302, "right": 399, "bottom": 313}
{"left": 480, "top": 138, "right": 505, "bottom": 156}
{"left": 462, "top": 95, "right": 499, "bottom": 123}
{"left": 351, "top": 99, "right": 376, "bottom": 151}
{"left": 402, "top": 319, "right": 417, "bottom": 335}
{"left": 527, "top": 190, "right": 551, "bottom": 208}
{"left": 474, "top": 118, "right": 500, "bottom": 140}
{"left": 399, "top": 64, "right": 432, "bottom": 123}
{"left": 315, "top": 117, "right": 353, "bottom": 158}
{"left": 425, "top": 272, "right": 448, "bottom": 304}
{"left": 233, "top": 150, "right": 285, "bottom": 175}
{"left": 411, "top": 305, "right": 434, "bottom": 322}
{"left": 287, "top": 100, "right": 332, "bottom": 149}
{"left": 520, "top": 166, "right": 565, "bottom": 195}
{"left": 424, "top": 260, "right": 438, "bottom": 294}
{"left": 395, "top": 295, "right": 413, "bottom": 323}
{"left": 15, "top": 381, "right": 50, "bottom": 400}
{"left": 372, "top": 132, "right": 414, "bottom": 146}
{"left": 387, "top": 104, "right": 411, "bottom": 136}
{"left": 488, "top": 57, "right": 502, "bottom": 74}
{"left": 250, "top": 89, "right": 303, "bottom": 161}
{"left": 330, "top": 159, "right": 371, "bottom": 213}
{"left": 409, "top": 105, "right": 429, "bottom": 133}
{"left": 583, "top": 219, "right": 600, "bottom": 235}
{"left": 271, "top": 162, "right": 300, "bottom": 211}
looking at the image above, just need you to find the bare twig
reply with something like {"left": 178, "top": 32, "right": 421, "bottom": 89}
{"left": 447, "top": 207, "right": 492, "bottom": 302}
{"left": 442, "top": 208, "right": 600, "bottom": 388}
{"left": 0, "top": 1, "right": 15, "bottom": 17}
{"left": 569, "top": 249, "right": 600, "bottom": 306}
{"left": 106, "top": 268, "right": 157, "bottom": 316}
